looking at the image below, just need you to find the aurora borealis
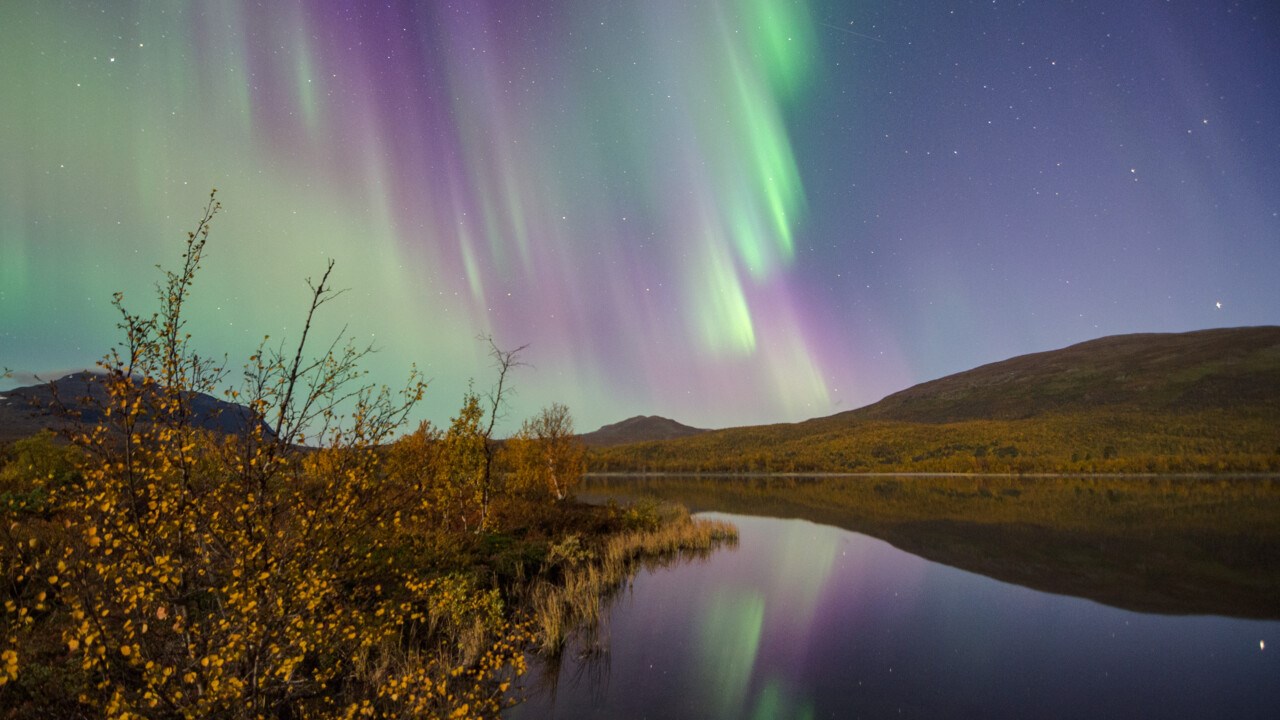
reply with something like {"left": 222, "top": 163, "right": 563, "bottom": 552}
{"left": 3, "top": 1, "right": 1278, "bottom": 432}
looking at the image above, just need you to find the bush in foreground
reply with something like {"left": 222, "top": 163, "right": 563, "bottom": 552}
{"left": 0, "top": 192, "right": 737, "bottom": 719}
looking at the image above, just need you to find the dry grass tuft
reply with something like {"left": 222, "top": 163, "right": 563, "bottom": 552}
{"left": 529, "top": 505, "right": 736, "bottom": 653}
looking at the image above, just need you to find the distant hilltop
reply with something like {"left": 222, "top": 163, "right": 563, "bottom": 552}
{"left": 0, "top": 371, "right": 272, "bottom": 444}
{"left": 837, "top": 325, "right": 1280, "bottom": 423}
{"left": 579, "top": 415, "right": 707, "bottom": 448}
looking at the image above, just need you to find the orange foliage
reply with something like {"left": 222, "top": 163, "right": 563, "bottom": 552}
{"left": 0, "top": 192, "right": 526, "bottom": 719}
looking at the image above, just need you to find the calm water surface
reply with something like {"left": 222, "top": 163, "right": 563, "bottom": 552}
{"left": 508, "top": 511, "right": 1279, "bottom": 719}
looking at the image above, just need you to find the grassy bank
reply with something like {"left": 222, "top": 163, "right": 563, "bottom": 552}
{"left": 527, "top": 502, "right": 736, "bottom": 653}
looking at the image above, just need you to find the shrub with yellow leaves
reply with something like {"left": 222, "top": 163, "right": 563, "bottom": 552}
{"left": 0, "top": 192, "right": 527, "bottom": 719}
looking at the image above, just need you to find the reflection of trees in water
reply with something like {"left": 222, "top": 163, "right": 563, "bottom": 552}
{"left": 526, "top": 602, "right": 612, "bottom": 712}
{"left": 584, "top": 475, "right": 1280, "bottom": 619}
{"left": 519, "top": 545, "right": 726, "bottom": 711}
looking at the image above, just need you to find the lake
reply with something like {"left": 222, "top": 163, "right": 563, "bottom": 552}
{"left": 507, "top": 476, "right": 1280, "bottom": 719}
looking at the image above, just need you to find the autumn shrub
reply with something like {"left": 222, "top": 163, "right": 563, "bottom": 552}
{"left": 0, "top": 192, "right": 528, "bottom": 719}
{"left": 502, "top": 404, "right": 585, "bottom": 503}
{"left": 0, "top": 432, "right": 81, "bottom": 515}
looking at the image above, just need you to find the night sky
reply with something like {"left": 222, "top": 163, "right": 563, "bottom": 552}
{"left": 2, "top": 0, "right": 1278, "bottom": 433}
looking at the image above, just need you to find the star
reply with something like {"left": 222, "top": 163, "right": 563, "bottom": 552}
{"left": 1215, "top": 301, "right": 1222, "bottom": 309}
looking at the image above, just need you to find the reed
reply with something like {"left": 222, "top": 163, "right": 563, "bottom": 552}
{"left": 529, "top": 505, "right": 737, "bottom": 653}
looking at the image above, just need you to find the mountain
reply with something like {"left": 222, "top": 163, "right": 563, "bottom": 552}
{"left": 579, "top": 415, "right": 707, "bottom": 447}
{"left": 0, "top": 372, "right": 271, "bottom": 444}
{"left": 589, "top": 327, "right": 1280, "bottom": 474}
{"left": 839, "top": 326, "right": 1280, "bottom": 423}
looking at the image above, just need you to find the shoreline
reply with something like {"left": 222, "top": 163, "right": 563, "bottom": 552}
{"left": 585, "top": 470, "right": 1280, "bottom": 480}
